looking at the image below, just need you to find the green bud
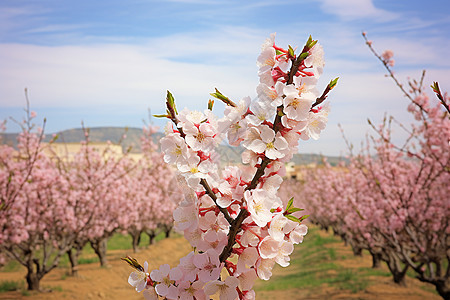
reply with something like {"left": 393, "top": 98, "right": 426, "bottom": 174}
{"left": 208, "top": 99, "right": 214, "bottom": 111}
{"left": 431, "top": 81, "right": 440, "bottom": 95}
{"left": 166, "top": 90, "right": 175, "bottom": 106}
{"left": 288, "top": 45, "right": 295, "bottom": 58}
{"left": 164, "top": 90, "right": 179, "bottom": 121}
{"left": 306, "top": 35, "right": 313, "bottom": 47}
{"left": 210, "top": 88, "right": 237, "bottom": 107}
{"left": 329, "top": 77, "right": 339, "bottom": 90}
{"left": 121, "top": 256, "right": 145, "bottom": 272}
{"left": 166, "top": 90, "right": 177, "bottom": 114}
{"left": 299, "top": 52, "right": 309, "bottom": 60}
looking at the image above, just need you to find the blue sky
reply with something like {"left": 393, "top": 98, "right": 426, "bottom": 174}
{"left": 1, "top": 0, "right": 449, "bottom": 156}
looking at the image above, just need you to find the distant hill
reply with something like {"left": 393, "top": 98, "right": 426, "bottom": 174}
{"left": 0, "top": 127, "right": 161, "bottom": 153}
{"left": 46, "top": 127, "right": 163, "bottom": 153}
{"left": 1, "top": 127, "right": 346, "bottom": 165}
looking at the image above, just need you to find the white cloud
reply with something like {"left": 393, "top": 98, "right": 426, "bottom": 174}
{"left": 0, "top": 28, "right": 265, "bottom": 113}
{"left": 315, "top": 0, "right": 398, "bottom": 21}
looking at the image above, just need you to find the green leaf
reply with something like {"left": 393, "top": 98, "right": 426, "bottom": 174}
{"left": 299, "top": 52, "right": 309, "bottom": 60}
{"left": 210, "top": 88, "right": 237, "bottom": 107}
{"left": 430, "top": 81, "right": 438, "bottom": 93}
{"left": 286, "top": 197, "right": 294, "bottom": 211}
{"left": 309, "top": 40, "right": 318, "bottom": 49}
{"left": 299, "top": 215, "right": 310, "bottom": 222}
{"left": 285, "top": 214, "right": 301, "bottom": 223}
{"left": 153, "top": 114, "right": 169, "bottom": 118}
{"left": 275, "top": 49, "right": 284, "bottom": 56}
{"left": 287, "top": 207, "right": 304, "bottom": 214}
{"left": 288, "top": 45, "right": 295, "bottom": 58}
{"left": 306, "top": 35, "right": 313, "bottom": 47}
{"left": 210, "top": 88, "right": 227, "bottom": 101}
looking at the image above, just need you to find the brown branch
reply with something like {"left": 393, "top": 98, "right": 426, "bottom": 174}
{"left": 200, "top": 179, "right": 232, "bottom": 224}
{"left": 218, "top": 38, "right": 314, "bottom": 264}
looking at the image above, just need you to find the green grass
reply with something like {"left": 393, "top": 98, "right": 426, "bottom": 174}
{"left": 255, "top": 226, "right": 381, "bottom": 294}
{"left": 45, "top": 285, "right": 63, "bottom": 292}
{"left": 78, "top": 257, "right": 98, "bottom": 265}
{"left": 0, "top": 280, "right": 25, "bottom": 292}
{"left": 1, "top": 260, "right": 21, "bottom": 272}
{"left": 357, "top": 267, "right": 391, "bottom": 277}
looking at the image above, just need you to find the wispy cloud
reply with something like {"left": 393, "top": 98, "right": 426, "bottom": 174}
{"left": 315, "top": 0, "right": 398, "bottom": 21}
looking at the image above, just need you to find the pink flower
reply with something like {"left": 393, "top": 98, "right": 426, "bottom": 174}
{"left": 204, "top": 276, "right": 239, "bottom": 300}
{"left": 193, "top": 249, "right": 222, "bottom": 282}
{"left": 150, "top": 264, "right": 182, "bottom": 299}
{"left": 128, "top": 261, "right": 149, "bottom": 292}
{"left": 245, "top": 189, "right": 276, "bottom": 227}
{"left": 245, "top": 125, "right": 288, "bottom": 160}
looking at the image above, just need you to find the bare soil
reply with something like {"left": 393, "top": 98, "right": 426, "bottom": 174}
{"left": 0, "top": 237, "right": 192, "bottom": 300}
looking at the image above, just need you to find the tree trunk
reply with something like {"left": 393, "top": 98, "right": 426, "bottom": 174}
{"left": 26, "top": 268, "right": 40, "bottom": 291}
{"left": 434, "top": 280, "right": 450, "bottom": 300}
{"left": 67, "top": 248, "right": 79, "bottom": 276}
{"left": 164, "top": 227, "right": 171, "bottom": 238}
{"left": 350, "top": 243, "right": 363, "bottom": 257}
{"left": 147, "top": 230, "right": 156, "bottom": 245}
{"left": 386, "top": 258, "right": 408, "bottom": 286}
{"left": 90, "top": 238, "right": 108, "bottom": 267}
{"left": 130, "top": 232, "right": 141, "bottom": 253}
{"left": 68, "top": 241, "right": 87, "bottom": 276}
{"left": 371, "top": 252, "right": 382, "bottom": 268}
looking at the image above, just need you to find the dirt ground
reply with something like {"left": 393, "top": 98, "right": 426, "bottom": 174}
{"left": 0, "top": 237, "right": 192, "bottom": 300}
{"left": 0, "top": 231, "right": 442, "bottom": 300}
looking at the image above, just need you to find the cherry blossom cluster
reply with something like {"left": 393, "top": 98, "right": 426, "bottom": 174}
{"left": 125, "top": 34, "right": 337, "bottom": 299}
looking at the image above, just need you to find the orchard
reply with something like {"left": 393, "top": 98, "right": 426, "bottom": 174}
{"left": 0, "top": 102, "right": 180, "bottom": 290}
{"left": 0, "top": 31, "right": 448, "bottom": 300}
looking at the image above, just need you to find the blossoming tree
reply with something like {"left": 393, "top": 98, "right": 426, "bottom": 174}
{"left": 290, "top": 33, "right": 449, "bottom": 299}
{"left": 0, "top": 102, "right": 75, "bottom": 290}
{"left": 123, "top": 125, "right": 180, "bottom": 252}
{"left": 123, "top": 34, "right": 337, "bottom": 299}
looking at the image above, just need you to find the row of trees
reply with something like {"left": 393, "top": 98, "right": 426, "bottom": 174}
{"left": 282, "top": 36, "right": 450, "bottom": 299}
{"left": 0, "top": 103, "right": 181, "bottom": 290}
